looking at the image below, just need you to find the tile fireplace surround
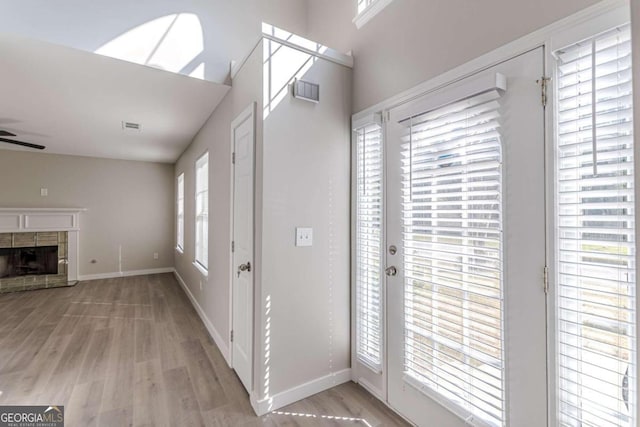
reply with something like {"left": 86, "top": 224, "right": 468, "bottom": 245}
{"left": 0, "top": 208, "right": 84, "bottom": 294}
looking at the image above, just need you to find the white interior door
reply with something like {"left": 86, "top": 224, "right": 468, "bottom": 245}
{"left": 385, "top": 49, "right": 547, "bottom": 427}
{"left": 231, "top": 103, "right": 255, "bottom": 393}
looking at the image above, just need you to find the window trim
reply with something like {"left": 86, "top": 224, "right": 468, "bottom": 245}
{"left": 353, "top": 0, "right": 395, "bottom": 29}
{"left": 176, "top": 172, "right": 185, "bottom": 254}
{"left": 194, "top": 152, "right": 209, "bottom": 275}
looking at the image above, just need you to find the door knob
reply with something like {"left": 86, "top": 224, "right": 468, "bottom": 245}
{"left": 385, "top": 266, "right": 398, "bottom": 277}
{"left": 238, "top": 262, "right": 251, "bottom": 273}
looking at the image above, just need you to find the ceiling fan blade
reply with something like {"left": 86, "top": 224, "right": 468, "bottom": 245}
{"left": 0, "top": 137, "right": 45, "bottom": 150}
{"left": 0, "top": 130, "right": 17, "bottom": 137}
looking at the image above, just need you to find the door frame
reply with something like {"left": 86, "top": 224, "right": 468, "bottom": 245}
{"left": 229, "top": 102, "right": 257, "bottom": 391}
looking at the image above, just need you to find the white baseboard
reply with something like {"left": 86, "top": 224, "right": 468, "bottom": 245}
{"left": 173, "top": 270, "right": 231, "bottom": 367}
{"left": 78, "top": 267, "right": 174, "bottom": 281}
{"left": 250, "top": 368, "right": 352, "bottom": 416}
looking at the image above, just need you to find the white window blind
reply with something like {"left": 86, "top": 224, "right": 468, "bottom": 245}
{"left": 401, "top": 89, "right": 505, "bottom": 427}
{"left": 556, "top": 24, "right": 636, "bottom": 427}
{"left": 356, "top": 123, "right": 384, "bottom": 369}
{"left": 195, "top": 153, "right": 209, "bottom": 270}
{"left": 177, "top": 173, "right": 185, "bottom": 251}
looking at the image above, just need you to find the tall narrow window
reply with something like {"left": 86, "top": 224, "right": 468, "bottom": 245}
{"left": 177, "top": 173, "right": 185, "bottom": 252}
{"left": 356, "top": 123, "right": 384, "bottom": 369}
{"left": 195, "top": 153, "right": 209, "bottom": 271}
{"left": 555, "top": 24, "right": 636, "bottom": 427}
{"left": 402, "top": 90, "right": 505, "bottom": 426}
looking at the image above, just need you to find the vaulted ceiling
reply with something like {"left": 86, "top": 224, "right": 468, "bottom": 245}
{"left": 0, "top": 0, "right": 308, "bottom": 162}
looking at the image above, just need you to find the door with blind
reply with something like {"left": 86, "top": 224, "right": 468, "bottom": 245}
{"left": 385, "top": 49, "right": 547, "bottom": 427}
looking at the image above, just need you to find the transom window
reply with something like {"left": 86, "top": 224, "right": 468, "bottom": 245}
{"left": 354, "top": 0, "right": 395, "bottom": 29}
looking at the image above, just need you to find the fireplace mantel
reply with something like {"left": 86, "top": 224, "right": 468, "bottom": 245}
{"left": 0, "top": 208, "right": 86, "bottom": 283}
{"left": 0, "top": 208, "right": 87, "bottom": 233}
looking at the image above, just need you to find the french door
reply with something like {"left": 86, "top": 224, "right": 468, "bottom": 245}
{"left": 384, "top": 48, "right": 547, "bottom": 426}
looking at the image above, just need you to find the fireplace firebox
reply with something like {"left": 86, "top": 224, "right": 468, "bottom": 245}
{"left": 0, "top": 246, "right": 59, "bottom": 278}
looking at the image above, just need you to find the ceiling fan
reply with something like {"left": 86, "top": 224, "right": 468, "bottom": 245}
{"left": 0, "top": 130, "right": 45, "bottom": 150}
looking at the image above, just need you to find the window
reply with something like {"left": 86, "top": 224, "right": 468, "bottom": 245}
{"left": 402, "top": 89, "right": 505, "bottom": 425}
{"left": 355, "top": 123, "right": 384, "bottom": 370}
{"left": 357, "top": 0, "right": 375, "bottom": 14}
{"left": 195, "top": 153, "right": 209, "bottom": 272}
{"left": 177, "top": 173, "right": 185, "bottom": 252}
{"left": 555, "top": 23, "right": 636, "bottom": 427}
{"left": 353, "top": 0, "right": 395, "bottom": 29}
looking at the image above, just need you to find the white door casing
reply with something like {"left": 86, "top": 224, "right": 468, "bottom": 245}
{"left": 385, "top": 49, "right": 547, "bottom": 427}
{"left": 231, "top": 103, "right": 256, "bottom": 394}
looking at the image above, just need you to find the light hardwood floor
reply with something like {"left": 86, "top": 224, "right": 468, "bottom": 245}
{"left": 0, "top": 273, "right": 409, "bottom": 426}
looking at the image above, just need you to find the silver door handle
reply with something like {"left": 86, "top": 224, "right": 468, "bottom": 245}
{"left": 385, "top": 266, "right": 397, "bottom": 277}
{"left": 238, "top": 262, "right": 251, "bottom": 273}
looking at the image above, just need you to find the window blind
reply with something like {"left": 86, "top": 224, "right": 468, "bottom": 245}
{"left": 177, "top": 173, "right": 185, "bottom": 250}
{"left": 356, "top": 124, "right": 384, "bottom": 369}
{"left": 195, "top": 153, "right": 209, "bottom": 269}
{"left": 401, "top": 89, "right": 505, "bottom": 427}
{"left": 556, "top": 24, "right": 636, "bottom": 427}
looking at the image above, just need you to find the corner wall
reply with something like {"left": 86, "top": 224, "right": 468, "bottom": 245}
{"left": 0, "top": 151, "right": 174, "bottom": 277}
{"left": 253, "top": 40, "right": 352, "bottom": 409}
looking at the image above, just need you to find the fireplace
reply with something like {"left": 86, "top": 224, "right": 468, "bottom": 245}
{"left": 0, "top": 232, "right": 69, "bottom": 293}
{"left": 0, "top": 246, "right": 59, "bottom": 278}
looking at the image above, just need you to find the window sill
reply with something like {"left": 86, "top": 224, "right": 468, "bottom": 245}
{"left": 176, "top": 246, "right": 184, "bottom": 255}
{"left": 193, "top": 261, "right": 208, "bottom": 277}
{"left": 353, "top": 0, "right": 395, "bottom": 29}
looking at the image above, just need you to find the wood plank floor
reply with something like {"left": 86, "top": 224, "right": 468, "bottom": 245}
{"left": 0, "top": 273, "right": 409, "bottom": 426}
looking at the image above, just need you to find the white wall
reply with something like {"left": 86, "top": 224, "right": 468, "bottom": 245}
{"left": 174, "top": 39, "right": 264, "bottom": 358}
{"left": 0, "top": 150, "right": 174, "bottom": 277}
{"left": 307, "top": 0, "right": 604, "bottom": 112}
{"left": 254, "top": 42, "right": 352, "bottom": 403}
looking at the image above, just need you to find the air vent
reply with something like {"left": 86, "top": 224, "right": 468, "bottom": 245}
{"left": 292, "top": 79, "right": 320, "bottom": 103}
{"left": 122, "top": 121, "right": 142, "bottom": 132}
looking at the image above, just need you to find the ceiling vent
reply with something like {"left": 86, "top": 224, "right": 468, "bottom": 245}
{"left": 122, "top": 121, "right": 142, "bottom": 132}
{"left": 292, "top": 79, "right": 320, "bottom": 103}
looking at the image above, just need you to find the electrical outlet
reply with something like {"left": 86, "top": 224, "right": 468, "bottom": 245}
{"left": 40, "top": 188, "right": 48, "bottom": 197}
{"left": 153, "top": 252, "right": 159, "bottom": 260}
{"left": 296, "top": 227, "right": 313, "bottom": 247}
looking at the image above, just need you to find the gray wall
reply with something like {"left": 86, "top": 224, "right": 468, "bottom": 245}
{"left": 173, "top": 40, "right": 263, "bottom": 354}
{"left": 0, "top": 150, "right": 174, "bottom": 276}
{"left": 307, "top": 0, "right": 603, "bottom": 112}
{"left": 256, "top": 43, "right": 352, "bottom": 399}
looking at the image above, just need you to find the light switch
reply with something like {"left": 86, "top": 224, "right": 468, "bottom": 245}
{"left": 296, "top": 227, "right": 313, "bottom": 247}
